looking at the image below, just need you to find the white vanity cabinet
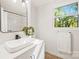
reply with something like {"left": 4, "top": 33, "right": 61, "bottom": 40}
{"left": 15, "top": 39, "right": 45, "bottom": 59}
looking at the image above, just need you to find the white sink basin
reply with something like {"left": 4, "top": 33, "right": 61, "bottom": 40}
{"left": 5, "top": 37, "right": 34, "bottom": 53}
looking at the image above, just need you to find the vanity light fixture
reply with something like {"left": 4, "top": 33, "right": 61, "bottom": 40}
{"left": 26, "top": 0, "right": 29, "bottom": 3}
{"left": 22, "top": 2, "right": 25, "bottom": 7}
{"left": 22, "top": 0, "right": 29, "bottom": 7}
{"left": 22, "top": 0, "right": 29, "bottom": 3}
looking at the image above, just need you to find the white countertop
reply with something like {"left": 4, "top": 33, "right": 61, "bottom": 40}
{"left": 0, "top": 38, "right": 44, "bottom": 59}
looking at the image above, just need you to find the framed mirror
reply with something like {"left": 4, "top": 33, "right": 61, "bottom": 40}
{"left": 0, "top": 0, "right": 28, "bottom": 32}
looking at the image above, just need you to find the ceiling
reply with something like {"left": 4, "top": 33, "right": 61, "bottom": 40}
{"left": 32, "top": 0, "right": 52, "bottom": 6}
{"left": 0, "top": 0, "right": 52, "bottom": 15}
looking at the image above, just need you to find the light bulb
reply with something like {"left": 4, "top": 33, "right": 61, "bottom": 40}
{"left": 13, "top": 0, "right": 17, "bottom": 3}
{"left": 22, "top": 0, "right": 29, "bottom": 4}
{"left": 26, "top": 0, "right": 29, "bottom": 3}
{"left": 22, "top": 2, "right": 25, "bottom": 7}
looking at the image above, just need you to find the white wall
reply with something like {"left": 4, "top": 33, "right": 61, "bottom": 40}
{"left": 36, "top": 0, "right": 79, "bottom": 59}
{"left": 31, "top": 5, "right": 38, "bottom": 37}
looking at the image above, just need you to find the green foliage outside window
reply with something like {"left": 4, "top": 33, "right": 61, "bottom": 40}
{"left": 54, "top": 16, "right": 78, "bottom": 27}
{"left": 54, "top": 2, "right": 78, "bottom": 28}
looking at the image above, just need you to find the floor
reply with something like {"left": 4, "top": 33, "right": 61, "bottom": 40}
{"left": 45, "top": 52, "right": 63, "bottom": 59}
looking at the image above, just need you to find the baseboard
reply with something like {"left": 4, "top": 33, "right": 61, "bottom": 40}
{"left": 45, "top": 52, "right": 63, "bottom": 59}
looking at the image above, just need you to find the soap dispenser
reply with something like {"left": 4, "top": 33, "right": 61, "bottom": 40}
{"left": 15, "top": 35, "right": 21, "bottom": 40}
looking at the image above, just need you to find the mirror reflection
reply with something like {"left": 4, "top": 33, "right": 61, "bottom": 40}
{"left": 1, "top": 0, "right": 27, "bottom": 32}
